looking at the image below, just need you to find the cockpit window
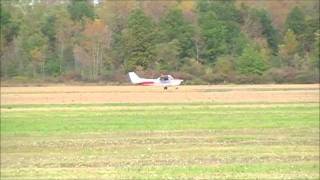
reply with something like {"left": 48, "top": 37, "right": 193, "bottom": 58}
{"left": 160, "top": 76, "right": 169, "bottom": 81}
{"left": 159, "top": 75, "right": 174, "bottom": 81}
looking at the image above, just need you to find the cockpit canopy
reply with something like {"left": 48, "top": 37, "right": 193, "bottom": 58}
{"left": 159, "top": 75, "right": 174, "bottom": 81}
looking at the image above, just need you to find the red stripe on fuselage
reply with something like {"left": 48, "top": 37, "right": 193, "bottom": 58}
{"left": 138, "top": 81, "right": 155, "bottom": 86}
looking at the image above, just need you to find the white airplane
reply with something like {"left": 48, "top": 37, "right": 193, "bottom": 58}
{"left": 128, "top": 72, "right": 183, "bottom": 90}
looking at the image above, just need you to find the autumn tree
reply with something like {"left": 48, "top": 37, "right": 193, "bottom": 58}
{"left": 75, "top": 19, "right": 110, "bottom": 80}
{"left": 25, "top": 34, "right": 48, "bottom": 77}
{"left": 279, "top": 29, "right": 299, "bottom": 67}
{"left": 0, "top": 0, "right": 318, "bottom": 84}
{"left": 96, "top": 1, "right": 137, "bottom": 73}
{"left": 15, "top": 3, "right": 48, "bottom": 77}
{"left": 140, "top": 1, "right": 177, "bottom": 21}
{"left": 55, "top": 6, "right": 78, "bottom": 75}
{"left": 212, "top": 56, "right": 235, "bottom": 83}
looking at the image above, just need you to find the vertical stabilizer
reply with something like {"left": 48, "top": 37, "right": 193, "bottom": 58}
{"left": 128, "top": 72, "right": 141, "bottom": 84}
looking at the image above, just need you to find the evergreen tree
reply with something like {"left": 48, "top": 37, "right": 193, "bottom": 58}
{"left": 197, "top": 0, "right": 242, "bottom": 62}
{"left": 41, "top": 14, "right": 60, "bottom": 76}
{"left": 310, "top": 30, "right": 320, "bottom": 70}
{"left": 257, "top": 10, "right": 279, "bottom": 54}
{"left": 303, "top": 17, "right": 319, "bottom": 52}
{"left": 154, "top": 40, "right": 180, "bottom": 71}
{"left": 208, "top": 0, "right": 241, "bottom": 23}
{"left": 159, "top": 7, "right": 194, "bottom": 59}
{"left": 0, "top": 8, "right": 19, "bottom": 44}
{"left": 122, "top": 9, "right": 155, "bottom": 71}
{"left": 41, "top": 15, "right": 57, "bottom": 49}
{"left": 236, "top": 46, "right": 267, "bottom": 75}
{"left": 67, "top": 0, "right": 95, "bottom": 22}
{"left": 285, "top": 7, "right": 306, "bottom": 36}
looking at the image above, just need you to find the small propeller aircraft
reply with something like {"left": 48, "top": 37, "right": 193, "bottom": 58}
{"left": 128, "top": 72, "right": 183, "bottom": 90}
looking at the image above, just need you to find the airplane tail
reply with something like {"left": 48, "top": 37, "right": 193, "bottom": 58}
{"left": 128, "top": 72, "right": 141, "bottom": 84}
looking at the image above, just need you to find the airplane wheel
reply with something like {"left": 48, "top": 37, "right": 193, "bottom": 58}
{"left": 176, "top": 87, "right": 178, "bottom": 89}
{"left": 164, "top": 87, "right": 168, "bottom": 90}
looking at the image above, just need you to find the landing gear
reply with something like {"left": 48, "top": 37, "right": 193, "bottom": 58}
{"left": 175, "top": 86, "right": 178, "bottom": 89}
{"left": 164, "top": 86, "right": 168, "bottom": 90}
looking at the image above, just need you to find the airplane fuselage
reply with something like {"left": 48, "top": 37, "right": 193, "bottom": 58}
{"left": 128, "top": 72, "right": 183, "bottom": 89}
{"left": 137, "top": 78, "right": 183, "bottom": 86}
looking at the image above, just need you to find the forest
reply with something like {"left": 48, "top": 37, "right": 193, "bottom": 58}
{"left": 1, "top": 0, "right": 319, "bottom": 84}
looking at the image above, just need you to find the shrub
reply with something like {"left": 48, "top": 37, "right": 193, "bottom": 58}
{"left": 265, "top": 67, "right": 298, "bottom": 83}
{"left": 294, "top": 69, "right": 319, "bottom": 83}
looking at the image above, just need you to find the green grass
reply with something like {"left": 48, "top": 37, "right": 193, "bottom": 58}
{"left": 2, "top": 103, "right": 318, "bottom": 135}
{"left": 1, "top": 103, "right": 319, "bottom": 179}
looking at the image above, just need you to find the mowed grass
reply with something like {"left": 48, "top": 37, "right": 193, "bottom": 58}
{"left": 1, "top": 103, "right": 319, "bottom": 179}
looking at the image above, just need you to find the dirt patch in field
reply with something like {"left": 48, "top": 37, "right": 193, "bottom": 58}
{"left": 1, "top": 84, "right": 319, "bottom": 105}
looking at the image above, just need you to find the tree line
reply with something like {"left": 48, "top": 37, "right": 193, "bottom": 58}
{"left": 1, "top": 0, "right": 319, "bottom": 84}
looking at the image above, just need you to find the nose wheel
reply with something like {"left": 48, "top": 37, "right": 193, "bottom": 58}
{"left": 164, "top": 87, "right": 168, "bottom": 90}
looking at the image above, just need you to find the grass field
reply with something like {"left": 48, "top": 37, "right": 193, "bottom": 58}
{"left": 1, "top": 85, "right": 319, "bottom": 179}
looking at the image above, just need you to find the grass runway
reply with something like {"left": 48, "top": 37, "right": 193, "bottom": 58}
{"left": 1, "top": 102, "right": 319, "bottom": 179}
